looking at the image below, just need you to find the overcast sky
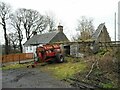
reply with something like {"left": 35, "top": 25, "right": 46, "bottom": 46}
{"left": 0, "top": 0, "right": 119, "bottom": 44}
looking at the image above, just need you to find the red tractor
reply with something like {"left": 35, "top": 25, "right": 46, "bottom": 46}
{"left": 27, "top": 44, "right": 64, "bottom": 68}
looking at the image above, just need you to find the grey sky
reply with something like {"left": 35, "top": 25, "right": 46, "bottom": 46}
{"left": 0, "top": 0, "right": 119, "bottom": 44}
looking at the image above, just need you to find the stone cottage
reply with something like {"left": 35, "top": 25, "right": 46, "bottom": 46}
{"left": 70, "top": 23, "right": 111, "bottom": 57}
{"left": 23, "top": 25, "right": 69, "bottom": 54}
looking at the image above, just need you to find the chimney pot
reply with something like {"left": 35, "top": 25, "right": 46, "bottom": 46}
{"left": 58, "top": 25, "right": 63, "bottom": 32}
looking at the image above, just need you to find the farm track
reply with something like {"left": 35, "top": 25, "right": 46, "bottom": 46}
{"left": 2, "top": 62, "right": 102, "bottom": 89}
{"left": 2, "top": 67, "right": 73, "bottom": 88}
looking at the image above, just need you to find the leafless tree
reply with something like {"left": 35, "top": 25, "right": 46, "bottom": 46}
{"left": 18, "top": 8, "right": 48, "bottom": 40}
{"left": 10, "top": 13, "right": 23, "bottom": 53}
{"left": 9, "top": 12, "right": 23, "bottom": 53}
{"left": 7, "top": 32, "right": 19, "bottom": 52}
{"left": 46, "top": 14, "right": 56, "bottom": 32}
{"left": 0, "top": 2, "right": 11, "bottom": 54}
{"left": 76, "top": 16, "right": 95, "bottom": 41}
{"left": 71, "top": 33, "right": 80, "bottom": 41}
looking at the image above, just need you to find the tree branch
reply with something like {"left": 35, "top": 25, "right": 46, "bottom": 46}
{"left": 0, "top": 22, "right": 3, "bottom": 25}
{"left": 86, "top": 61, "right": 96, "bottom": 78}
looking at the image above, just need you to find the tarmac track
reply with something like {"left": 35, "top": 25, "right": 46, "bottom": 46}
{"left": 2, "top": 67, "right": 73, "bottom": 88}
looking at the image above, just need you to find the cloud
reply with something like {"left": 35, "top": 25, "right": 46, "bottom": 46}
{"left": 1, "top": 0, "right": 119, "bottom": 42}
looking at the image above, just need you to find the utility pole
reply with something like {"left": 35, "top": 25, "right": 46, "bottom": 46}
{"left": 115, "top": 12, "right": 116, "bottom": 43}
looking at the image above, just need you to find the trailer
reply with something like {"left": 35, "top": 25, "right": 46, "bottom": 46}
{"left": 27, "top": 44, "right": 64, "bottom": 68}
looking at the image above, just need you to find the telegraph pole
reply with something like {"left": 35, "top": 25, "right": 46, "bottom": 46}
{"left": 115, "top": 12, "right": 116, "bottom": 42}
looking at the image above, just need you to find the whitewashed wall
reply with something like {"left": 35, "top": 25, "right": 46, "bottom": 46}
{"left": 23, "top": 44, "right": 43, "bottom": 54}
{"left": 23, "top": 46, "right": 36, "bottom": 54}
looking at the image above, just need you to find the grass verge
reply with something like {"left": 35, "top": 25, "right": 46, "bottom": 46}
{"left": 40, "top": 57, "right": 87, "bottom": 80}
{"left": 1, "top": 62, "right": 32, "bottom": 70}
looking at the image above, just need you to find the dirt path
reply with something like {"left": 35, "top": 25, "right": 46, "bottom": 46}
{"left": 2, "top": 67, "right": 73, "bottom": 88}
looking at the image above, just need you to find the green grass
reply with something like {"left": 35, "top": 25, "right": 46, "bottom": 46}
{"left": 40, "top": 61, "right": 87, "bottom": 79}
{"left": 100, "top": 83, "right": 114, "bottom": 88}
{"left": 1, "top": 63, "right": 31, "bottom": 70}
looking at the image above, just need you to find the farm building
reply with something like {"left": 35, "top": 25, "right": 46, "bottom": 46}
{"left": 92, "top": 23, "right": 111, "bottom": 42}
{"left": 70, "top": 23, "right": 111, "bottom": 57}
{"left": 23, "top": 23, "right": 111, "bottom": 57}
{"left": 23, "top": 25, "right": 69, "bottom": 54}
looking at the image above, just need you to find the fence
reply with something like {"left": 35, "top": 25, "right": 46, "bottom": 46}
{"left": 0, "top": 53, "right": 34, "bottom": 63}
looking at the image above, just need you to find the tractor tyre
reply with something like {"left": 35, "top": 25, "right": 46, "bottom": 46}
{"left": 56, "top": 54, "right": 64, "bottom": 63}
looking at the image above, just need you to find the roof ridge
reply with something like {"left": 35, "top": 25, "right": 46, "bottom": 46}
{"left": 97, "top": 23, "right": 105, "bottom": 36}
{"left": 37, "top": 31, "right": 58, "bottom": 36}
{"left": 92, "top": 23, "right": 105, "bottom": 40}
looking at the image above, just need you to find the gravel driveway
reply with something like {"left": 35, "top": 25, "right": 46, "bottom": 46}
{"left": 2, "top": 67, "right": 73, "bottom": 88}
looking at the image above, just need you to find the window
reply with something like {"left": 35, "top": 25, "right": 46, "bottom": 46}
{"left": 30, "top": 46, "right": 32, "bottom": 50}
{"left": 26, "top": 47, "right": 28, "bottom": 50}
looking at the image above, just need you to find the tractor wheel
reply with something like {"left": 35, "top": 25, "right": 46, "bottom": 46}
{"left": 56, "top": 54, "right": 64, "bottom": 63}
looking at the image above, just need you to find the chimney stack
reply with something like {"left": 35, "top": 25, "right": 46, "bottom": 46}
{"left": 58, "top": 25, "right": 63, "bottom": 32}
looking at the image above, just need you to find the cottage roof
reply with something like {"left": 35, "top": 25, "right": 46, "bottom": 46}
{"left": 92, "top": 23, "right": 105, "bottom": 40}
{"left": 23, "top": 31, "right": 69, "bottom": 46}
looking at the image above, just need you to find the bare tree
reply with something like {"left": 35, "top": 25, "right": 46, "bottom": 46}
{"left": 10, "top": 12, "right": 23, "bottom": 53}
{"left": 76, "top": 16, "right": 95, "bottom": 41}
{"left": 18, "top": 8, "right": 48, "bottom": 40}
{"left": 0, "top": 2, "right": 11, "bottom": 54}
{"left": 46, "top": 14, "right": 56, "bottom": 32}
{"left": 71, "top": 33, "right": 80, "bottom": 41}
{"left": 7, "top": 32, "right": 19, "bottom": 52}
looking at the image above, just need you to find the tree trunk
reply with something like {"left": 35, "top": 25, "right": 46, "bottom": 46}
{"left": 2, "top": 18, "right": 9, "bottom": 55}
{"left": 12, "top": 42, "right": 16, "bottom": 52}
{"left": 19, "top": 40, "right": 23, "bottom": 53}
{"left": 18, "top": 28, "right": 23, "bottom": 53}
{"left": 26, "top": 30, "right": 30, "bottom": 40}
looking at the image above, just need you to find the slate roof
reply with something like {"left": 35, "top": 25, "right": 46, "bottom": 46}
{"left": 92, "top": 23, "right": 105, "bottom": 40}
{"left": 23, "top": 31, "right": 69, "bottom": 46}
